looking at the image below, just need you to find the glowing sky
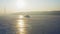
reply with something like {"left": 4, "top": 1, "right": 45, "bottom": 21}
{"left": 0, "top": 0, "right": 60, "bottom": 13}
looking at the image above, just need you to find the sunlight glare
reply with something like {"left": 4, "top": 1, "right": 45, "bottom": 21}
{"left": 19, "top": 15, "right": 24, "bottom": 18}
{"left": 16, "top": 0, "right": 26, "bottom": 9}
{"left": 18, "top": 20, "right": 24, "bottom": 27}
{"left": 16, "top": 15, "right": 28, "bottom": 34}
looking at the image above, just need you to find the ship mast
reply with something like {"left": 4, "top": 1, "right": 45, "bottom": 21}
{"left": 4, "top": 6, "right": 6, "bottom": 15}
{"left": 4, "top": 0, "right": 6, "bottom": 15}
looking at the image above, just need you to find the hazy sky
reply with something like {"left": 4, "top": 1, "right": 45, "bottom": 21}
{"left": 0, "top": 0, "right": 60, "bottom": 13}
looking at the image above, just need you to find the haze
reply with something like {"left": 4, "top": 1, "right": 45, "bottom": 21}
{"left": 0, "top": 0, "right": 60, "bottom": 14}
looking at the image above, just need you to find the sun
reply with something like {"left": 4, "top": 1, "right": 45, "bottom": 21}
{"left": 16, "top": 0, "right": 25, "bottom": 9}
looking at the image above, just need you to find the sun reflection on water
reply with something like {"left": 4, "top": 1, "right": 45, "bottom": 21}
{"left": 18, "top": 20, "right": 24, "bottom": 27}
{"left": 19, "top": 15, "right": 24, "bottom": 18}
{"left": 16, "top": 15, "right": 27, "bottom": 34}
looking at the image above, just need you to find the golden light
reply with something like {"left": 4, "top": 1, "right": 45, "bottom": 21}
{"left": 16, "top": 15, "right": 28, "bottom": 34}
{"left": 19, "top": 15, "right": 24, "bottom": 18}
{"left": 17, "top": 19, "right": 26, "bottom": 34}
{"left": 17, "top": 20, "right": 24, "bottom": 27}
{"left": 16, "top": 0, "right": 26, "bottom": 9}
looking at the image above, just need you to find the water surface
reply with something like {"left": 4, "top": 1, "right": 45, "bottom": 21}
{"left": 0, "top": 15, "right": 60, "bottom": 34}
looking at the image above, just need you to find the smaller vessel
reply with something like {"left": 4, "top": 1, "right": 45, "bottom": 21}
{"left": 24, "top": 15, "right": 30, "bottom": 18}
